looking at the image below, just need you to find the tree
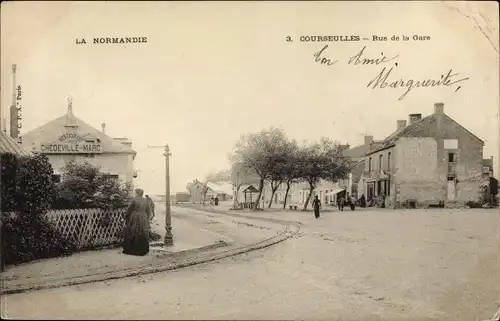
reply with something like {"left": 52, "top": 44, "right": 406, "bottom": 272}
{"left": 198, "top": 170, "right": 228, "bottom": 205}
{"left": 53, "top": 161, "right": 131, "bottom": 209}
{"left": 267, "top": 139, "right": 298, "bottom": 209}
{"left": 226, "top": 163, "right": 259, "bottom": 209}
{"left": 298, "top": 138, "right": 351, "bottom": 211}
{"left": 1, "top": 153, "right": 76, "bottom": 268}
{"left": 230, "top": 127, "right": 290, "bottom": 210}
{"left": 280, "top": 140, "right": 303, "bottom": 209}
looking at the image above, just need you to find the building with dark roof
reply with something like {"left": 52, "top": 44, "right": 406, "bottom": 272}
{"left": 20, "top": 98, "right": 137, "bottom": 186}
{"left": 362, "top": 102, "right": 486, "bottom": 208}
{"left": 0, "top": 130, "right": 31, "bottom": 156}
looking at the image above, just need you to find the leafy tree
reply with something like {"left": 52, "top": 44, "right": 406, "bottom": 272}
{"left": 1, "top": 153, "right": 76, "bottom": 268}
{"left": 280, "top": 140, "right": 303, "bottom": 209}
{"left": 1, "top": 153, "right": 57, "bottom": 218}
{"left": 230, "top": 127, "right": 290, "bottom": 210}
{"left": 53, "top": 161, "right": 131, "bottom": 209}
{"left": 267, "top": 139, "right": 298, "bottom": 208}
{"left": 299, "top": 138, "right": 351, "bottom": 210}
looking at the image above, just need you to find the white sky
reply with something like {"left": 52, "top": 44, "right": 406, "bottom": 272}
{"left": 1, "top": 1, "right": 498, "bottom": 194}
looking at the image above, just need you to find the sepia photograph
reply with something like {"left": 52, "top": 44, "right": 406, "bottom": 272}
{"left": 0, "top": 1, "right": 499, "bottom": 320}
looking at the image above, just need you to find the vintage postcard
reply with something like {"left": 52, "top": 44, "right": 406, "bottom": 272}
{"left": 0, "top": 1, "right": 499, "bottom": 320}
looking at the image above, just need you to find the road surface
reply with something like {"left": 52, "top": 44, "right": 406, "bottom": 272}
{"left": 1, "top": 206, "right": 498, "bottom": 320}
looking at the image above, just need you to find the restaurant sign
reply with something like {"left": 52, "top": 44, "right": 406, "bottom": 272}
{"left": 40, "top": 132, "right": 102, "bottom": 154}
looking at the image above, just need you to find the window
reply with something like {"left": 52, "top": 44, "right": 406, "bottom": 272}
{"left": 368, "top": 157, "right": 372, "bottom": 171}
{"left": 379, "top": 154, "right": 383, "bottom": 171}
{"left": 51, "top": 174, "right": 61, "bottom": 183}
{"left": 104, "top": 174, "right": 119, "bottom": 180}
{"left": 387, "top": 152, "right": 391, "bottom": 170}
{"left": 448, "top": 153, "right": 455, "bottom": 163}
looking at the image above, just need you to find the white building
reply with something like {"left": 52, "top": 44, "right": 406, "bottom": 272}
{"left": 21, "top": 99, "right": 136, "bottom": 186}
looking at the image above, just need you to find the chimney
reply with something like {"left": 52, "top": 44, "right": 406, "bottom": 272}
{"left": 2, "top": 119, "right": 6, "bottom": 133}
{"left": 10, "top": 64, "right": 18, "bottom": 139}
{"left": 434, "top": 102, "right": 444, "bottom": 114}
{"left": 408, "top": 113, "right": 422, "bottom": 124}
{"left": 364, "top": 135, "right": 373, "bottom": 146}
{"left": 101, "top": 122, "right": 106, "bottom": 134}
{"left": 397, "top": 120, "right": 407, "bottom": 131}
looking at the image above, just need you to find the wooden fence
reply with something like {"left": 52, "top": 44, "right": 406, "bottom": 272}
{"left": 45, "top": 208, "right": 127, "bottom": 250}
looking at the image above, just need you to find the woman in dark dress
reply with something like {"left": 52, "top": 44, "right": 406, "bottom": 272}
{"left": 123, "top": 188, "right": 151, "bottom": 256}
{"left": 312, "top": 195, "right": 321, "bottom": 219}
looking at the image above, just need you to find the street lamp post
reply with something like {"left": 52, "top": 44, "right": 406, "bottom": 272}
{"left": 148, "top": 144, "right": 174, "bottom": 246}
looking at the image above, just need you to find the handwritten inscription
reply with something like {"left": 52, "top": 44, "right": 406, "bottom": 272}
{"left": 313, "top": 45, "right": 338, "bottom": 66}
{"left": 348, "top": 46, "right": 399, "bottom": 66}
{"left": 309, "top": 43, "right": 467, "bottom": 100}
{"left": 367, "top": 67, "right": 469, "bottom": 100}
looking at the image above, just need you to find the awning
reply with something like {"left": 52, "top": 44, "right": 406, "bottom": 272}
{"left": 325, "top": 188, "right": 345, "bottom": 196}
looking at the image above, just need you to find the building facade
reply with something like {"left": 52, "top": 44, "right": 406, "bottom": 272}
{"left": 362, "top": 102, "right": 486, "bottom": 208}
{"left": 21, "top": 99, "right": 136, "bottom": 187}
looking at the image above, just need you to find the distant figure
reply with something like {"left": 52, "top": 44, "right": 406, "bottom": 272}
{"left": 214, "top": 196, "right": 219, "bottom": 206}
{"left": 123, "top": 188, "right": 151, "bottom": 256}
{"left": 338, "top": 195, "right": 345, "bottom": 211}
{"left": 145, "top": 195, "right": 155, "bottom": 220}
{"left": 359, "top": 194, "right": 366, "bottom": 208}
{"left": 350, "top": 195, "right": 357, "bottom": 211}
{"left": 210, "top": 196, "right": 215, "bottom": 205}
{"left": 312, "top": 195, "right": 321, "bottom": 218}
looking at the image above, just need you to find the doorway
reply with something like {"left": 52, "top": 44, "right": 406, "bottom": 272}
{"left": 447, "top": 178, "right": 456, "bottom": 201}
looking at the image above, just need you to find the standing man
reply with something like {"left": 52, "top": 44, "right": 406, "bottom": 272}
{"left": 145, "top": 195, "right": 155, "bottom": 221}
{"left": 312, "top": 195, "right": 321, "bottom": 219}
{"left": 338, "top": 194, "right": 345, "bottom": 211}
{"left": 349, "top": 194, "right": 356, "bottom": 211}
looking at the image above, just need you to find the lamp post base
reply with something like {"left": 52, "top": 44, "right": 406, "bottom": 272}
{"left": 164, "top": 236, "right": 173, "bottom": 246}
{"left": 164, "top": 226, "right": 174, "bottom": 246}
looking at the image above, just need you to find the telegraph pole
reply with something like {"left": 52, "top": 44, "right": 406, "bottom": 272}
{"left": 148, "top": 144, "right": 174, "bottom": 246}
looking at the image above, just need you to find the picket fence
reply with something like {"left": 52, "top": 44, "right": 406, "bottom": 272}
{"left": 45, "top": 208, "right": 127, "bottom": 250}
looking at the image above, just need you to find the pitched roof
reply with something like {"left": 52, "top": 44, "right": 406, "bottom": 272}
{"left": 343, "top": 141, "right": 384, "bottom": 159}
{"left": 367, "top": 112, "right": 484, "bottom": 156}
{"left": 21, "top": 109, "right": 136, "bottom": 155}
{"left": 241, "top": 184, "right": 259, "bottom": 193}
{"left": 207, "top": 181, "right": 233, "bottom": 195}
{"left": 367, "top": 115, "right": 433, "bottom": 155}
{"left": 0, "top": 131, "right": 31, "bottom": 156}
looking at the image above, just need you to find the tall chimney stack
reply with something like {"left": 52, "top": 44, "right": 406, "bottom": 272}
{"left": 397, "top": 120, "right": 407, "bottom": 131}
{"left": 2, "top": 119, "right": 6, "bottom": 133}
{"left": 9, "top": 64, "right": 18, "bottom": 139}
{"left": 364, "top": 135, "right": 374, "bottom": 146}
{"left": 434, "top": 102, "right": 444, "bottom": 114}
{"left": 101, "top": 122, "right": 106, "bottom": 134}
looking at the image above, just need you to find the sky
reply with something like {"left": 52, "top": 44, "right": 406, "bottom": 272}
{"left": 1, "top": 1, "right": 499, "bottom": 194}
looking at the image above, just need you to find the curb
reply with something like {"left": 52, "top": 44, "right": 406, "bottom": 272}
{"left": 1, "top": 213, "right": 300, "bottom": 295}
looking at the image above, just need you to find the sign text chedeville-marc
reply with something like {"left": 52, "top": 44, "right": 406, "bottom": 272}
{"left": 40, "top": 132, "right": 102, "bottom": 153}
{"left": 40, "top": 143, "right": 101, "bottom": 153}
